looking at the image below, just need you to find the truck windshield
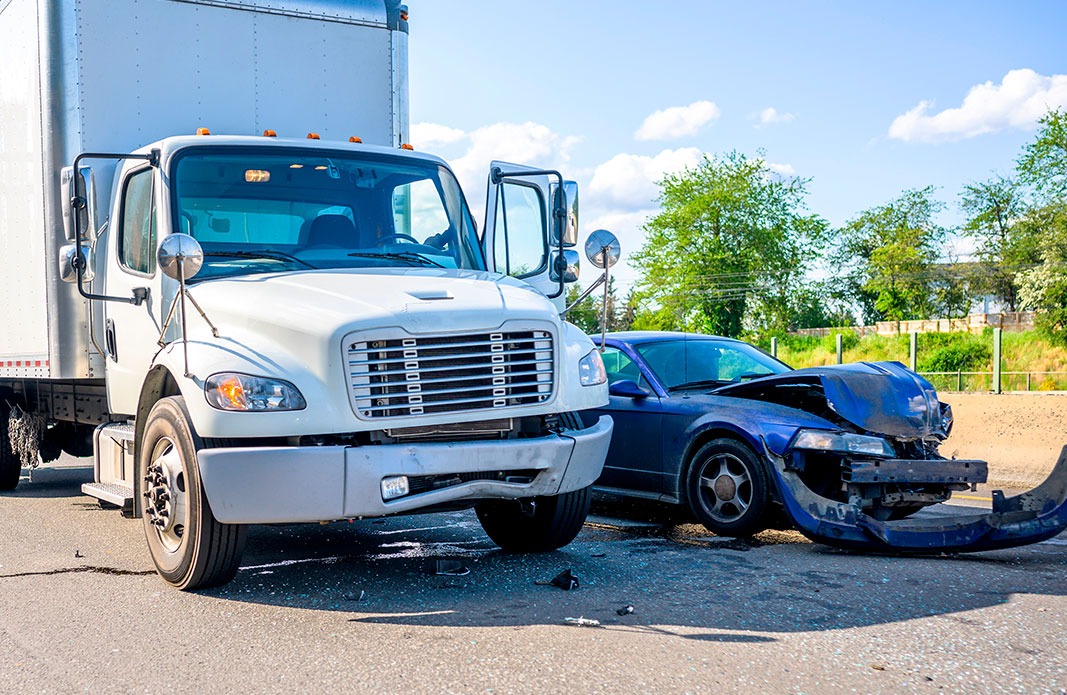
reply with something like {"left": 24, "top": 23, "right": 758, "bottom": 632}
{"left": 171, "top": 148, "right": 484, "bottom": 280}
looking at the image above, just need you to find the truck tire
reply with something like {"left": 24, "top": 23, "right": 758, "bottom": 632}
{"left": 138, "top": 396, "right": 246, "bottom": 590}
{"left": 0, "top": 398, "right": 20, "bottom": 491}
{"left": 475, "top": 484, "right": 592, "bottom": 552}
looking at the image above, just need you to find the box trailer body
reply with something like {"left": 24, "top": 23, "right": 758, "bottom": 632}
{"left": 1, "top": 0, "right": 408, "bottom": 380}
{"left": 0, "top": 0, "right": 614, "bottom": 590}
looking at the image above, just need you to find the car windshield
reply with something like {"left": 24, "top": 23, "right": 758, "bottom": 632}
{"left": 634, "top": 337, "right": 791, "bottom": 390}
{"left": 171, "top": 148, "right": 483, "bottom": 281}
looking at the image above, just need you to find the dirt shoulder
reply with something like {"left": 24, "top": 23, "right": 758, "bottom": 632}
{"left": 940, "top": 392, "right": 1067, "bottom": 489}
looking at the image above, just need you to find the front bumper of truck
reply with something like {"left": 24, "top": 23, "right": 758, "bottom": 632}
{"left": 196, "top": 415, "right": 613, "bottom": 523}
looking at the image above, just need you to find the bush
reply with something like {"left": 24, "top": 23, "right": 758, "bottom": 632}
{"left": 917, "top": 336, "right": 991, "bottom": 373}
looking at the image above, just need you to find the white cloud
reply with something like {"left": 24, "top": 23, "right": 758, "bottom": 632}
{"left": 888, "top": 68, "right": 1067, "bottom": 142}
{"left": 758, "top": 107, "right": 795, "bottom": 125}
{"left": 410, "top": 122, "right": 466, "bottom": 147}
{"left": 587, "top": 148, "right": 703, "bottom": 211}
{"left": 444, "top": 122, "right": 580, "bottom": 219}
{"left": 767, "top": 162, "right": 796, "bottom": 176}
{"left": 635, "top": 101, "right": 720, "bottom": 141}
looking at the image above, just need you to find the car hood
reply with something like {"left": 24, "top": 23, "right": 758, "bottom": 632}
{"left": 712, "top": 361, "right": 945, "bottom": 439}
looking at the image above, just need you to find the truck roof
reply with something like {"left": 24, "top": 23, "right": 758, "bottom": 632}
{"left": 139, "top": 134, "right": 447, "bottom": 167}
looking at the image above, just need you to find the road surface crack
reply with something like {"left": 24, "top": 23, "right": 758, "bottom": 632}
{"left": 0, "top": 566, "right": 155, "bottom": 579}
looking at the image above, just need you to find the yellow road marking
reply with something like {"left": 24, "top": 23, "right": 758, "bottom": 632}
{"left": 955, "top": 494, "right": 993, "bottom": 502}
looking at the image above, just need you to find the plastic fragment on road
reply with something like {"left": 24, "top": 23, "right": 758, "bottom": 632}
{"left": 536, "top": 568, "right": 579, "bottom": 590}
{"left": 564, "top": 616, "right": 600, "bottom": 627}
{"left": 433, "top": 559, "right": 470, "bottom": 576}
{"left": 616, "top": 604, "right": 634, "bottom": 616}
{"left": 343, "top": 590, "right": 366, "bottom": 602}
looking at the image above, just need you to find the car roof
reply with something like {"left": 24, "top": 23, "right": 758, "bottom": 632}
{"left": 598, "top": 331, "right": 748, "bottom": 346}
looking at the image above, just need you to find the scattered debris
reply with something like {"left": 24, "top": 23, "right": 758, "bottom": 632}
{"left": 590, "top": 552, "right": 607, "bottom": 558}
{"left": 564, "top": 616, "right": 600, "bottom": 627}
{"left": 343, "top": 590, "right": 366, "bottom": 602}
{"left": 616, "top": 604, "right": 634, "bottom": 616}
{"left": 74, "top": 550, "right": 83, "bottom": 558}
{"left": 870, "top": 664, "right": 886, "bottom": 671}
{"left": 433, "top": 559, "right": 470, "bottom": 576}
{"left": 536, "top": 568, "right": 579, "bottom": 590}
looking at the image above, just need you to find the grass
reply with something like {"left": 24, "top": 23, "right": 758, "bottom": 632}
{"left": 760, "top": 329, "right": 1067, "bottom": 391}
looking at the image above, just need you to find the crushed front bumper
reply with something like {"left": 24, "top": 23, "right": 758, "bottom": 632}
{"left": 196, "top": 416, "right": 613, "bottom": 523}
{"left": 770, "top": 444, "right": 1067, "bottom": 553}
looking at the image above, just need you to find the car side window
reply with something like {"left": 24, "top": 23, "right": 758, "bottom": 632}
{"left": 601, "top": 347, "right": 652, "bottom": 391}
{"left": 493, "top": 181, "right": 546, "bottom": 278}
{"left": 119, "top": 168, "right": 157, "bottom": 275}
{"left": 717, "top": 345, "right": 776, "bottom": 381}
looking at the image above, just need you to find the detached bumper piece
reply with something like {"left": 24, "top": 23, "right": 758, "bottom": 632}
{"left": 773, "top": 445, "right": 1067, "bottom": 553}
{"left": 846, "top": 457, "right": 988, "bottom": 485}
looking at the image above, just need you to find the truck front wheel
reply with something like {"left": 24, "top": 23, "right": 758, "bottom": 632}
{"left": 138, "top": 396, "right": 246, "bottom": 590}
{"left": 475, "top": 485, "right": 592, "bottom": 552}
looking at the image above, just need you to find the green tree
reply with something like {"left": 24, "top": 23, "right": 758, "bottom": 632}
{"left": 832, "top": 187, "right": 947, "bottom": 322}
{"left": 1018, "top": 108, "right": 1067, "bottom": 201}
{"left": 630, "top": 151, "right": 827, "bottom": 337}
{"left": 959, "top": 175, "right": 1038, "bottom": 311}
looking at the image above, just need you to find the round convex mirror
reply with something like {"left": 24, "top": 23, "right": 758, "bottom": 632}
{"left": 157, "top": 233, "right": 204, "bottom": 280}
{"left": 584, "top": 229, "right": 620, "bottom": 269}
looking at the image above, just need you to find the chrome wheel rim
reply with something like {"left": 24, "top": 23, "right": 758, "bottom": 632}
{"left": 697, "top": 452, "right": 752, "bottom": 523}
{"left": 143, "top": 436, "right": 188, "bottom": 553}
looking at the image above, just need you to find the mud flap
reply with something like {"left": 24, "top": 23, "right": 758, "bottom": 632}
{"left": 766, "top": 443, "right": 1067, "bottom": 553}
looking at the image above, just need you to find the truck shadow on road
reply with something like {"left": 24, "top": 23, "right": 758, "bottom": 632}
{"left": 207, "top": 501, "right": 1067, "bottom": 638}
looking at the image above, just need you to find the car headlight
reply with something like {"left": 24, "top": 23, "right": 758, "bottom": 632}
{"left": 791, "top": 429, "right": 895, "bottom": 457}
{"left": 205, "top": 373, "right": 307, "bottom": 411}
{"left": 940, "top": 402, "right": 953, "bottom": 437}
{"left": 578, "top": 349, "right": 607, "bottom": 386}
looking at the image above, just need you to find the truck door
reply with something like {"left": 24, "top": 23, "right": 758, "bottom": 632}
{"left": 482, "top": 161, "right": 558, "bottom": 298}
{"left": 103, "top": 164, "right": 164, "bottom": 416}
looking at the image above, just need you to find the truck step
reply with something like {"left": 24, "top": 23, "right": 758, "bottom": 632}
{"left": 82, "top": 481, "right": 134, "bottom": 514}
{"left": 98, "top": 423, "right": 135, "bottom": 443}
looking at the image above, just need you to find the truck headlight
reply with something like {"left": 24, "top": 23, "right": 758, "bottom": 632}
{"left": 578, "top": 349, "right": 607, "bottom": 386}
{"left": 205, "top": 373, "right": 307, "bottom": 411}
{"left": 791, "top": 429, "right": 895, "bottom": 457}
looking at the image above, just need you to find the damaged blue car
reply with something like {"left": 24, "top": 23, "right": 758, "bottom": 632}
{"left": 580, "top": 331, "right": 1067, "bottom": 552}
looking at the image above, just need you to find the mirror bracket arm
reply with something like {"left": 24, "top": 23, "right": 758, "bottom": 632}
{"left": 490, "top": 167, "right": 567, "bottom": 299}
{"left": 71, "top": 150, "right": 159, "bottom": 305}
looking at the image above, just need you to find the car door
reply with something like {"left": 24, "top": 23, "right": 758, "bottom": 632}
{"left": 103, "top": 164, "right": 165, "bottom": 416}
{"left": 482, "top": 161, "right": 556, "bottom": 297}
{"left": 586, "top": 344, "right": 666, "bottom": 494}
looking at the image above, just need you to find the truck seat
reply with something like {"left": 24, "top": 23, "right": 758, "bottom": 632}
{"left": 305, "top": 214, "right": 359, "bottom": 248}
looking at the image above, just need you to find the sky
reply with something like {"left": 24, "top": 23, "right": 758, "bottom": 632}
{"left": 406, "top": 1, "right": 1067, "bottom": 290}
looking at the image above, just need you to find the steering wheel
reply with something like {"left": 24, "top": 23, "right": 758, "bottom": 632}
{"left": 375, "top": 233, "right": 419, "bottom": 246}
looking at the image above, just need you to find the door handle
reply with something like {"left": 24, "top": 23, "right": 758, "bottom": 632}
{"left": 105, "top": 318, "right": 118, "bottom": 361}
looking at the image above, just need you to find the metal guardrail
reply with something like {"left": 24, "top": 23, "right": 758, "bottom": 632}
{"left": 920, "top": 371, "right": 1067, "bottom": 393}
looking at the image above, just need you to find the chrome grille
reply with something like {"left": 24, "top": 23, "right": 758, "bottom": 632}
{"left": 347, "top": 330, "right": 554, "bottom": 419}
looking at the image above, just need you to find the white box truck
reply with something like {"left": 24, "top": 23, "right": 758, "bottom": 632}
{"left": 0, "top": 0, "right": 614, "bottom": 589}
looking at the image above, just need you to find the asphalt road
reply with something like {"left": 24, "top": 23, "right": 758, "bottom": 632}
{"left": 1, "top": 462, "right": 1065, "bottom": 694}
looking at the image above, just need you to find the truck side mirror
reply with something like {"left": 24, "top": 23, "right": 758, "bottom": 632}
{"left": 59, "top": 244, "right": 94, "bottom": 283}
{"left": 157, "top": 234, "right": 205, "bottom": 280}
{"left": 549, "top": 181, "right": 579, "bottom": 247}
{"left": 61, "top": 166, "right": 98, "bottom": 242}
{"left": 550, "top": 249, "right": 580, "bottom": 283}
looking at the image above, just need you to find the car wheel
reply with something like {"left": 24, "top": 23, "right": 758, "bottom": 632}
{"left": 475, "top": 485, "right": 592, "bottom": 552}
{"left": 685, "top": 438, "right": 770, "bottom": 536}
{"left": 139, "top": 396, "right": 246, "bottom": 590}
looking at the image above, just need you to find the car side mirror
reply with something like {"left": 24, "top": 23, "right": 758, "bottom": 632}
{"left": 609, "top": 379, "right": 649, "bottom": 399}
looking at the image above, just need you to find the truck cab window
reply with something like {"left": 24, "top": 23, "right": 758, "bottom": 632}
{"left": 493, "top": 182, "right": 546, "bottom": 278}
{"left": 119, "top": 168, "right": 157, "bottom": 275}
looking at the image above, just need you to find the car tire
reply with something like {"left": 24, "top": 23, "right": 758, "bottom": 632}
{"left": 685, "top": 438, "right": 770, "bottom": 537}
{"left": 139, "top": 396, "right": 246, "bottom": 590}
{"left": 0, "top": 395, "right": 21, "bottom": 491}
{"left": 475, "top": 484, "right": 592, "bottom": 552}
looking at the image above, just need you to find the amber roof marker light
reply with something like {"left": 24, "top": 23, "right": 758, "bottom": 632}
{"left": 307, "top": 133, "right": 320, "bottom": 140}
{"left": 263, "top": 129, "right": 277, "bottom": 137}
{"left": 400, "top": 143, "right": 414, "bottom": 150}
{"left": 196, "top": 127, "right": 211, "bottom": 136}
{"left": 349, "top": 136, "right": 363, "bottom": 143}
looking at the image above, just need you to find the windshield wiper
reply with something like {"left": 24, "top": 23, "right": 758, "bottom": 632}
{"left": 347, "top": 251, "right": 445, "bottom": 268}
{"left": 671, "top": 379, "right": 730, "bottom": 390}
{"left": 204, "top": 250, "right": 317, "bottom": 269}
